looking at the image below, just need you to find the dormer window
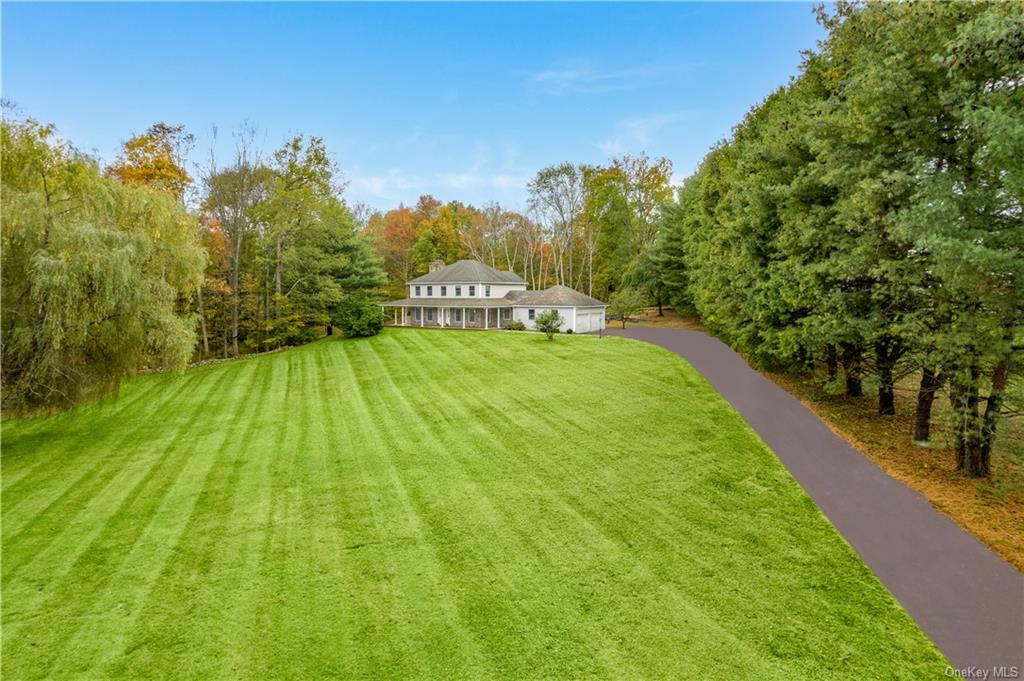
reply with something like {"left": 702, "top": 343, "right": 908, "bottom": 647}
{"left": 427, "top": 285, "right": 433, "bottom": 296}
{"left": 455, "top": 286, "right": 462, "bottom": 296}
{"left": 469, "top": 285, "right": 476, "bottom": 296}
{"left": 441, "top": 286, "right": 447, "bottom": 296}
{"left": 415, "top": 286, "right": 421, "bottom": 296}
{"left": 485, "top": 285, "right": 491, "bottom": 297}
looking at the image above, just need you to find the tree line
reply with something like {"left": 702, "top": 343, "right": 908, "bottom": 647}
{"left": 364, "top": 154, "right": 673, "bottom": 307}
{"left": 1, "top": 108, "right": 673, "bottom": 414}
{"left": 656, "top": 2, "right": 1022, "bottom": 478}
{"left": 2, "top": 117, "right": 385, "bottom": 413}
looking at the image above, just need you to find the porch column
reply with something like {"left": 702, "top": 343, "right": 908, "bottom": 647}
{"left": 402, "top": 307, "right": 406, "bottom": 326}
{"left": 484, "top": 308, "right": 488, "bottom": 330}
{"left": 420, "top": 307, "right": 424, "bottom": 327}
{"left": 497, "top": 309, "right": 501, "bottom": 329}
{"left": 394, "top": 308, "right": 398, "bottom": 325}
{"left": 462, "top": 308, "right": 466, "bottom": 329}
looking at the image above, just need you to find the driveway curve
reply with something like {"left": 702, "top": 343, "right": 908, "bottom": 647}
{"left": 608, "top": 326, "right": 1023, "bottom": 672}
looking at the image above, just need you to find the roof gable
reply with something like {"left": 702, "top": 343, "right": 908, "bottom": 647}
{"left": 408, "top": 259, "right": 526, "bottom": 284}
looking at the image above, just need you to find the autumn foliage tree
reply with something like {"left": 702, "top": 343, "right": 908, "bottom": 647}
{"left": 104, "top": 122, "right": 194, "bottom": 201}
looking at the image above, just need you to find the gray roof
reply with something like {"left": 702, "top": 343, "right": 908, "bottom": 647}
{"left": 505, "top": 285, "right": 606, "bottom": 307}
{"left": 380, "top": 297, "right": 512, "bottom": 308}
{"left": 408, "top": 259, "right": 526, "bottom": 285}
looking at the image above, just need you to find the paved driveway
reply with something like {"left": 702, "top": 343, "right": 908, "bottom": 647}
{"left": 608, "top": 326, "right": 1024, "bottom": 672}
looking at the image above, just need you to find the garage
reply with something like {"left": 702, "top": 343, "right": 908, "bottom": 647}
{"left": 507, "top": 287, "right": 607, "bottom": 333}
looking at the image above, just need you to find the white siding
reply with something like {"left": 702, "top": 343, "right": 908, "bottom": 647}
{"left": 512, "top": 306, "right": 574, "bottom": 332}
{"left": 512, "top": 306, "right": 606, "bottom": 333}
{"left": 486, "top": 283, "right": 527, "bottom": 299}
{"left": 407, "top": 282, "right": 526, "bottom": 299}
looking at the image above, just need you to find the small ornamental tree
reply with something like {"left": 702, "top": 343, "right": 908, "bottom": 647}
{"left": 534, "top": 310, "right": 563, "bottom": 340}
{"left": 608, "top": 287, "right": 647, "bottom": 328}
{"left": 334, "top": 293, "right": 385, "bottom": 338}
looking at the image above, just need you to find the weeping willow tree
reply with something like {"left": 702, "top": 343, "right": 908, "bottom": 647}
{"left": 1, "top": 118, "right": 205, "bottom": 413}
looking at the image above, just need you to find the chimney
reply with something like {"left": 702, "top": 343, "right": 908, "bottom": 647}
{"left": 429, "top": 259, "right": 445, "bottom": 273}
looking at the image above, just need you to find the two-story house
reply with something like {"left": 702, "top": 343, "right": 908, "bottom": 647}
{"left": 381, "top": 259, "right": 607, "bottom": 333}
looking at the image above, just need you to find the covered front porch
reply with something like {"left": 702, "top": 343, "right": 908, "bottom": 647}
{"left": 381, "top": 302, "right": 513, "bottom": 329}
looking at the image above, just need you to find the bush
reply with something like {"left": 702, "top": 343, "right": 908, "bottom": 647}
{"left": 534, "top": 309, "right": 563, "bottom": 340}
{"left": 566, "top": 328, "right": 573, "bottom": 334}
{"left": 334, "top": 293, "right": 386, "bottom": 338}
{"left": 505, "top": 320, "right": 526, "bottom": 331}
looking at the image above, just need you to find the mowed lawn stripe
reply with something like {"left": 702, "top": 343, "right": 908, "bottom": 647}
{"left": 387, "top": 332, "right": 682, "bottom": 677}
{"left": 1, "top": 329, "right": 946, "bottom": 679}
{"left": 42, "top": 361, "right": 261, "bottom": 678}
{"left": 0, "top": 363, "right": 240, "bottom": 658}
{"left": 345, "top": 336, "right": 497, "bottom": 678}
{"left": 103, "top": 356, "right": 286, "bottom": 678}
{"left": 362, "top": 333, "right": 633, "bottom": 678}
{"left": 0, "top": 370, "right": 211, "bottom": 541}
{"left": 41, "top": 358, "right": 263, "bottom": 677}
{"left": 337, "top": 336, "right": 479, "bottom": 679}
{"left": 404, "top": 332, "right": 783, "bottom": 677}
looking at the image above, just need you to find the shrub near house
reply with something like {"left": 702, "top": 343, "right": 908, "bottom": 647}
{"left": 534, "top": 309, "right": 563, "bottom": 340}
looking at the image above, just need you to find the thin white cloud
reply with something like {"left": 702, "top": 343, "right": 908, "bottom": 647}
{"left": 349, "top": 168, "right": 419, "bottom": 198}
{"left": 346, "top": 133, "right": 533, "bottom": 210}
{"left": 525, "top": 60, "right": 681, "bottom": 96}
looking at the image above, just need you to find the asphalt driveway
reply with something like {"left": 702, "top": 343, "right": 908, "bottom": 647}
{"left": 608, "top": 326, "right": 1024, "bottom": 672}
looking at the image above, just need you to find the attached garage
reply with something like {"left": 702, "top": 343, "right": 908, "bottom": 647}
{"left": 507, "top": 286, "right": 607, "bottom": 334}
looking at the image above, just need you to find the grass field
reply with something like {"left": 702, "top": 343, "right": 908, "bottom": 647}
{"left": 2, "top": 329, "right": 945, "bottom": 679}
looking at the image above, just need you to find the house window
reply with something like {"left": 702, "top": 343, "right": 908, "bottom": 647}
{"left": 414, "top": 308, "right": 421, "bottom": 321}
{"left": 469, "top": 285, "right": 476, "bottom": 296}
{"left": 455, "top": 286, "right": 462, "bottom": 296}
{"left": 415, "top": 286, "right": 421, "bottom": 296}
{"left": 502, "top": 308, "right": 511, "bottom": 319}
{"left": 485, "top": 285, "right": 491, "bottom": 297}
{"left": 454, "top": 309, "right": 462, "bottom": 322}
{"left": 441, "top": 286, "right": 447, "bottom": 296}
{"left": 528, "top": 309, "right": 535, "bottom": 320}
{"left": 468, "top": 310, "right": 476, "bottom": 323}
{"left": 427, "top": 285, "right": 433, "bottom": 296}
{"left": 427, "top": 308, "right": 434, "bottom": 321}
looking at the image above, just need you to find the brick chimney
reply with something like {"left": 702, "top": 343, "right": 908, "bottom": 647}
{"left": 429, "top": 259, "right": 445, "bottom": 273}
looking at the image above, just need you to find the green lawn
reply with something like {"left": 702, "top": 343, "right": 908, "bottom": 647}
{"left": 2, "top": 329, "right": 943, "bottom": 679}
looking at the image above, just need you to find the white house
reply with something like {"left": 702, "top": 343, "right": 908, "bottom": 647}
{"left": 381, "top": 259, "right": 607, "bottom": 333}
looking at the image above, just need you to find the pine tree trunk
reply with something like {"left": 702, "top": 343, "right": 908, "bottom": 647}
{"left": 875, "top": 338, "right": 901, "bottom": 415}
{"left": 970, "top": 348, "right": 1012, "bottom": 478}
{"left": 913, "top": 368, "right": 940, "bottom": 442}
{"left": 950, "top": 368, "right": 981, "bottom": 475}
{"left": 825, "top": 345, "right": 838, "bottom": 383}
{"left": 841, "top": 344, "right": 863, "bottom": 397}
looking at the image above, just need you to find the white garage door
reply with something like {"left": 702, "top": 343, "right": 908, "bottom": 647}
{"left": 577, "top": 312, "right": 600, "bottom": 333}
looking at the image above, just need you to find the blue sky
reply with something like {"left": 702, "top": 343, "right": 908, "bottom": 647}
{"left": 2, "top": 2, "right": 825, "bottom": 211}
